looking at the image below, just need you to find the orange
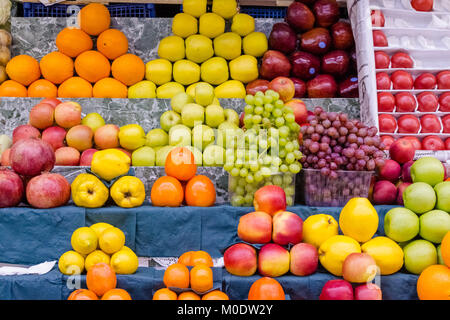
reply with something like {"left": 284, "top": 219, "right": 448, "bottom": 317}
{"left": 40, "top": 51, "right": 74, "bottom": 85}
{"left": 56, "top": 27, "right": 93, "bottom": 58}
{"left": 190, "top": 265, "right": 213, "bottom": 293}
{"left": 202, "top": 290, "right": 229, "bottom": 300}
{"left": 58, "top": 77, "right": 93, "bottom": 98}
{"left": 101, "top": 288, "right": 132, "bottom": 300}
{"left": 78, "top": 3, "right": 111, "bottom": 36}
{"left": 97, "top": 29, "right": 129, "bottom": 60}
{"left": 178, "top": 291, "right": 201, "bottom": 300}
{"left": 5, "top": 55, "right": 40, "bottom": 86}
{"left": 163, "top": 263, "right": 190, "bottom": 289}
{"left": 0, "top": 80, "right": 27, "bottom": 97}
{"left": 178, "top": 251, "right": 194, "bottom": 266}
{"left": 417, "top": 264, "right": 450, "bottom": 300}
{"left": 27, "top": 79, "right": 58, "bottom": 98}
{"left": 185, "top": 175, "right": 216, "bottom": 207}
{"left": 153, "top": 288, "right": 177, "bottom": 300}
{"left": 75, "top": 50, "right": 111, "bottom": 83}
{"left": 248, "top": 277, "right": 285, "bottom": 300}
{"left": 441, "top": 231, "right": 450, "bottom": 267}
{"left": 67, "top": 289, "right": 99, "bottom": 300}
{"left": 86, "top": 262, "right": 117, "bottom": 297}
{"left": 165, "top": 147, "right": 197, "bottom": 181}
{"left": 111, "top": 53, "right": 145, "bottom": 86}
{"left": 150, "top": 176, "right": 184, "bottom": 207}
{"left": 93, "top": 77, "right": 128, "bottom": 98}
{"left": 191, "top": 251, "right": 214, "bottom": 267}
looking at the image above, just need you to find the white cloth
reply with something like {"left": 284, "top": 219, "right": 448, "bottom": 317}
{"left": 0, "top": 261, "right": 56, "bottom": 276}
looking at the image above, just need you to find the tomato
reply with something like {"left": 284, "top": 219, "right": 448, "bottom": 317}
{"left": 378, "top": 114, "right": 397, "bottom": 133}
{"left": 376, "top": 72, "right": 391, "bottom": 90}
{"left": 380, "top": 135, "right": 395, "bottom": 150}
{"left": 414, "top": 73, "right": 437, "bottom": 90}
{"left": 371, "top": 10, "right": 385, "bottom": 27}
{"left": 390, "top": 52, "right": 414, "bottom": 69}
{"left": 445, "top": 137, "right": 450, "bottom": 150}
{"left": 373, "top": 30, "right": 388, "bottom": 47}
{"left": 378, "top": 92, "right": 395, "bottom": 112}
{"left": 417, "top": 92, "right": 438, "bottom": 112}
{"left": 437, "top": 71, "right": 450, "bottom": 89}
{"left": 411, "top": 0, "right": 434, "bottom": 12}
{"left": 374, "top": 51, "right": 390, "bottom": 69}
{"left": 422, "top": 135, "right": 445, "bottom": 151}
{"left": 395, "top": 92, "right": 416, "bottom": 112}
{"left": 397, "top": 115, "right": 420, "bottom": 134}
{"left": 439, "top": 92, "right": 450, "bottom": 112}
{"left": 442, "top": 115, "right": 450, "bottom": 133}
{"left": 420, "top": 114, "right": 441, "bottom": 133}
{"left": 402, "top": 136, "right": 422, "bottom": 150}
{"left": 391, "top": 70, "right": 414, "bottom": 90}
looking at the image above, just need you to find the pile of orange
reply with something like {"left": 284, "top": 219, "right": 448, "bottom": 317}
{"left": 0, "top": 3, "right": 145, "bottom": 98}
{"left": 153, "top": 250, "right": 229, "bottom": 300}
{"left": 67, "top": 262, "right": 132, "bottom": 300}
{"left": 248, "top": 277, "right": 285, "bottom": 300}
{"left": 150, "top": 147, "right": 216, "bottom": 207}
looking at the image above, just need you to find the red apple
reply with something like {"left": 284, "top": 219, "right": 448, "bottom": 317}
{"left": 253, "top": 185, "right": 286, "bottom": 217}
{"left": 290, "top": 243, "right": 318, "bottom": 276}
{"left": 39, "top": 98, "right": 62, "bottom": 109}
{"left": 376, "top": 72, "right": 391, "bottom": 90}
{"left": 414, "top": 73, "right": 437, "bottom": 89}
{"left": 12, "top": 124, "right": 41, "bottom": 145}
{"left": 41, "top": 126, "right": 67, "bottom": 151}
{"left": 319, "top": 279, "right": 354, "bottom": 300}
{"left": 26, "top": 173, "right": 70, "bottom": 209}
{"left": 54, "top": 101, "right": 82, "bottom": 129}
{"left": 442, "top": 115, "right": 450, "bottom": 133}
{"left": 372, "top": 180, "right": 397, "bottom": 204}
{"left": 402, "top": 160, "right": 414, "bottom": 183}
{"left": 272, "top": 211, "right": 303, "bottom": 245}
{"left": 421, "top": 114, "right": 441, "bottom": 133}
{"left": 402, "top": 136, "right": 422, "bottom": 151}
{"left": 372, "top": 30, "right": 388, "bottom": 47}
{"left": 342, "top": 253, "right": 378, "bottom": 283}
{"left": 237, "top": 211, "right": 272, "bottom": 244}
{"left": 395, "top": 92, "right": 416, "bottom": 112}
{"left": 306, "top": 74, "right": 337, "bottom": 98}
{"left": 258, "top": 243, "right": 290, "bottom": 277}
{"left": 439, "top": 92, "right": 450, "bottom": 112}
{"left": 437, "top": 70, "right": 450, "bottom": 89}
{"left": 268, "top": 77, "right": 295, "bottom": 102}
{"left": 396, "top": 181, "right": 412, "bottom": 205}
{"left": 1, "top": 148, "right": 11, "bottom": 166}
{"left": 79, "top": 148, "right": 98, "bottom": 166}
{"left": 285, "top": 99, "right": 308, "bottom": 125}
{"left": 291, "top": 77, "right": 306, "bottom": 98}
{"left": 417, "top": 91, "right": 438, "bottom": 112}
{"left": 374, "top": 51, "right": 390, "bottom": 69}
{"left": 246, "top": 79, "right": 270, "bottom": 95}
{"left": 378, "top": 92, "right": 395, "bottom": 112}
{"left": 313, "top": 0, "right": 339, "bottom": 28}
{"left": 411, "top": 0, "right": 434, "bottom": 12}
{"left": 55, "top": 146, "right": 80, "bottom": 166}
{"left": 259, "top": 50, "right": 292, "bottom": 80}
{"left": 286, "top": 2, "right": 315, "bottom": 32}
{"left": 331, "top": 21, "right": 354, "bottom": 50}
{"left": 422, "top": 135, "right": 445, "bottom": 150}
{"left": 339, "top": 76, "right": 359, "bottom": 98}
{"left": 223, "top": 243, "right": 257, "bottom": 276}
{"left": 321, "top": 50, "right": 349, "bottom": 77}
{"left": 371, "top": 10, "right": 385, "bottom": 27}
{"left": 300, "top": 28, "right": 332, "bottom": 55}
{"left": 29, "top": 103, "right": 54, "bottom": 130}
{"left": 391, "top": 70, "right": 414, "bottom": 90}
{"left": 378, "top": 114, "right": 397, "bottom": 133}
{"left": 380, "top": 135, "right": 395, "bottom": 150}
{"left": 66, "top": 125, "right": 93, "bottom": 152}
{"left": 378, "top": 159, "right": 401, "bottom": 182}
{"left": 268, "top": 22, "right": 297, "bottom": 55}
{"left": 10, "top": 138, "right": 55, "bottom": 177}
{"left": 355, "top": 283, "right": 382, "bottom": 300}
{"left": 390, "top": 52, "right": 414, "bottom": 69}
{"left": 446, "top": 138, "right": 450, "bottom": 150}
{"left": 397, "top": 115, "right": 420, "bottom": 134}
{"left": 0, "top": 168, "right": 24, "bottom": 208}
{"left": 389, "top": 138, "right": 415, "bottom": 164}
{"left": 290, "top": 51, "right": 321, "bottom": 81}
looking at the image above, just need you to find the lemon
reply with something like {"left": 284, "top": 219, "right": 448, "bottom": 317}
{"left": 58, "top": 250, "right": 85, "bottom": 275}
{"left": 212, "top": 0, "right": 237, "bottom": 19}
{"left": 156, "top": 82, "right": 185, "bottom": 99}
{"left": 214, "top": 32, "right": 242, "bottom": 60}
{"left": 172, "top": 13, "right": 198, "bottom": 38}
{"left": 185, "top": 34, "right": 214, "bottom": 64}
{"left": 199, "top": 13, "right": 225, "bottom": 38}
{"left": 158, "top": 36, "right": 185, "bottom": 62}
{"left": 318, "top": 235, "right": 361, "bottom": 276}
{"left": 339, "top": 197, "right": 379, "bottom": 243}
{"left": 110, "top": 247, "right": 139, "bottom": 274}
{"left": 214, "top": 80, "right": 246, "bottom": 99}
{"left": 71, "top": 227, "right": 98, "bottom": 255}
{"left": 195, "top": 82, "right": 215, "bottom": 106}
{"left": 145, "top": 59, "right": 172, "bottom": 86}
{"left": 183, "top": 0, "right": 207, "bottom": 18}
{"left": 201, "top": 57, "right": 229, "bottom": 85}
{"left": 99, "top": 227, "right": 126, "bottom": 254}
{"left": 128, "top": 80, "right": 157, "bottom": 98}
{"left": 302, "top": 214, "right": 339, "bottom": 249}
{"left": 229, "top": 55, "right": 259, "bottom": 84}
{"left": 173, "top": 59, "right": 201, "bottom": 86}
{"left": 85, "top": 250, "right": 110, "bottom": 271}
{"left": 90, "top": 222, "right": 114, "bottom": 240}
{"left": 361, "top": 236, "right": 404, "bottom": 275}
{"left": 243, "top": 32, "right": 269, "bottom": 58}
{"left": 91, "top": 149, "right": 131, "bottom": 182}
{"left": 231, "top": 13, "right": 255, "bottom": 36}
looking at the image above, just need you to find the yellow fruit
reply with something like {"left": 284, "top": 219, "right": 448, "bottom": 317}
{"left": 185, "top": 34, "right": 214, "bottom": 64}
{"left": 213, "top": 32, "right": 242, "bottom": 61}
{"left": 212, "top": 0, "right": 238, "bottom": 19}
{"left": 71, "top": 227, "right": 98, "bottom": 255}
{"left": 172, "top": 13, "right": 198, "bottom": 38}
{"left": 302, "top": 214, "right": 339, "bottom": 249}
{"left": 81, "top": 113, "right": 105, "bottom": 133}
{"left": 99, "top": 227, "right": 126, "bottom": 254}
{"left": 231, "top": 13, "right": 255, "bottom": 37}
{"left": 145, "top": 59, "right": 172, "bottom": 86}
{"left": 158, "top": 36, "right": 185, "bottom": 62}
{"left": 58, "top": 250, "right": 85, "bottom": 275}
{"left": 128, "top": 80, "right": 157, "bottom": 98}
{"left": 90, "top": 222, "right": 114, "bottom": 240}
{"left": 91, "top": 149, "right": 131, "bottom": 182}
{"left": 186, "top": 82, "right": 207, "bottom": 98}
{"left": 361, "top": 236, "right": 404, "bottom": 275}
{"left": 229, "top": 55, "right": 259, "bottom": 84}
{"left": 119, "top": 124, "right": 147, "bottom": 151}
{"left": 110, "top": 247, "right": 139, "bottom": 274}
{"left": 195, "top": 82, "right": 215, "bottom": 106}
{"left": 214, "top": 80, "right": 246, "bottom": 99}
{"left": 339, "top": 197, "right": 379, "bottom": 243}
{"left": 199, "top": 13, "right": 225, "bottom": 38}
{"left": 243, "top": 32, "right": 269, "bottom": 58}
{"left": 71, "top": 173, "right": 109, "bottom": 208}
{"left": 183, "top": 0, "right": 207, "bottom": 18}
{"left": 156, "top": 82, "right": 185, "bottom": 99}
{"left": 110, "top": 176, "right": 146, "bottom": 208}
{"left": 85, "top": 250, "right": 110, "bottom": 271}
{"left": 318, "top": 235, "right": 361, "bottom": 276}
{"left": 201, "top": 57, "right": 229, "bottom": 85}
{"left": 173, "top": 59, "right": 201, "bottom": 86}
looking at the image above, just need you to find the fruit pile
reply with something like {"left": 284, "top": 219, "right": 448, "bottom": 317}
{"left": 248, "top": 0, "right": 358, "bottom": 99}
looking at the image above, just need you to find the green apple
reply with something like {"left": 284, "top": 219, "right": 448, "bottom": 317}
{"left": 224, "top": 108, "right": 240, "bottom": 126}
{"left": 0, "top": 134, "right": 12, "bottom": 156}
{"left": 171, "top": 92, "right": 194, "bottom": 114}
{"left": 155, "top": 145, "right": 176, "bottom": 166}
{"left": 419, "top": 210, "right": 450, "bottom": 243}
{"left": 437, "top": 244, "right": 445, "bottom": 265}
{"left": 185, "top": 146, "right": 203, "bottom": 165}
{"left": 205, "top": 104, "right": 225, "bottom": 128}
{"left": 82, "top": 113, "right": 105, "bottom": 133}
{"left": 411, "top": 157, "right": 445, "bottom": 187}
{"left": 202, "top": 145, "right": 225, "bottom": 166}
{"left": 403, "top": 239, "right": 437, "bottom": 274}
{"left": 403, "top": 182, "right": 436, "bottom": 214}
{"left": 132, "top": 146, "right": 156, "bottom": 166}
{"left": 169, "top": 124, "right": 191, "bottom": 147}
{"left": 192, "top": 124, "right": 215, "bottom": 151}
{"left": 216, "top": 122, "right": 239, "bottom": 148}
{"left": 384, "top": 207, "right": 420, "bottom": 242}
{"left": 434, "top": 181, "right": 450, "bottom": 212}
{"left": 118, "top": 124, "right": 146, "bottom": 151}
{"left": 128, "top": 80, "right": 156, "bottom": 98}
{"left": 181, "top": 103, "right": 205, "bottom": 128}
{"left": 146, "top": 128, "right": 169, "bottom": 148}
{"left": 195, "top": 82, "right": 215, "bottom": 107}
{"left": 160, "top": 110, "right": 182, "bottom": 132}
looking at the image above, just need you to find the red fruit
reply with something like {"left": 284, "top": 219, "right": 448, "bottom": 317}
{"left": 285, "top": 99, "right": 308, "bottom": 125}
{"left": 320, "top": 280, "right": 354, "bottom": 300}
{"left": 420, "top": 114, "right": 441, "bottom": 133}
{"left": 378, "top": 159, "right": 402, "bottom": 182}
{"left": 389, "top": 138, "right": 415, "bottom": 164}
{"left": 259, "top": 50, "right": 292, "bottom": 80}
{"left": 12, "top": 124, "right": 41, "bottom": 145}
{"left": 321, "top": 50, "right": 350, "bottom": 77}
{"left": 291, "top": 77, "right": 307, "bottom": 98}
{"left": 371, "top": 10, "right": 385, "bottom": 27}
{"left": 331, "top": 21, "right": 354, "bottom": 50}
{"left": 338, "top": 76, "right": 359, "bottom": 98}
{"left": 10, "top": 138, "right": 55, "bottom": 177}
{"left": 268, "top": 77, "right": 296, "bottom": 102}
{"left": 373, "top": 180, "right": 397, "bottom": 205}
{"left": 372, "top": 30, "right": 388, "bottom": 47}
{"left": 439, "top": 92, "right": 450, "bottom": 112}
{"left": 442, "top": 115, "right": 450, "bottom": 133}
{"left": 253, "top": 185, "right": 287, "bottom": 217}
{"left": 378, "top": 114, "right": 397, "bottom": 133}
{"left": 402, "top": 136, "right": 422, "bottom": 151}
{"left": 397, "top": 115, "right": 420, "bottom": 134}
{"left": 390, "top": 52, "right": 414, "bottom": 68}
{"left": 411, "top": 0, "right": 434, "bottom": 12}
{"left": 376, "top": 72, "right": 391, "bottom": 90}
{"left": 26, "top": 173, "right": 71, "bottom": 209}
{"left": 290, "top": 51, "right": 321, "bottom": 81}
{"left": 286, "top": 2, "right": 315, "bottom": 32}
{"left": 300, "top": 28, "right": 332, "bottom": 55}
{"left": 355, "top": 283, "right": 382, "bottom": 300}
{"left": 437, "top": 70, "right": 450, "bottom": 89}
{"left": 374, "top": 51, "right": 390, "bottom": 69}
{"left": 377, "top": 92, "right": 395, "bottom": 112}
{"left": 246, "top": 79, "right": 270, "bottom": 95}
{"left": 395, "top": 92, "right": 416, "bottom": 112}
{"left": 306, "top": 74, "right": 338, "bottom": 98}
{"left": 414, "top": 73, "right": 437, "bottom": 89}
{"left": 391, "top": 70, "right": 414, "bottom": 90}
{"left": 397, "top": 182, "right": 412, "bottom": 205}
{"left": 268, "top": 22, "right": 297, "bottom": 55}
{"left": 224, "top": 243, "right": 257, "bottom": 277}
{"left": 0, "top": 168, "right": 24, "bottom": 208}
{"left": 380, "top": 135, "right": 395, "bottom": 150}
{"left": 417, "top": 92, "right": 438, "bottom": 112}
{"left": 422, "top": 135, "right": 445, "bottom": 151}
{"left": 445, "top": 137, "right": 450, "bottom": 150}
{"left": 313, "top": 0, "right": 340, "bottom": 28}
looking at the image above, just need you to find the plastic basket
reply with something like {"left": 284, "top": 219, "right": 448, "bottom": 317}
{"left": 23, "top": 2, "right": 156, "bottom": 18}
{"left": 240, "top": 6, "right": 287, "bottom": 19}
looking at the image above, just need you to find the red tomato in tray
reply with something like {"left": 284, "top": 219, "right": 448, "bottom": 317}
{"left": 420, "top": 114, "right": 442, "bottom": 133}
{"left": 417, "top": 91, "right": 438, "bottom": 112}
{"left": 398, "top": 115, "right": 420, "bottom": 134}
{"left": 376, "top": 72, "right": 391, "bottom": 90}
{"left": 391, "top": 70, "right": 414, "bottom": 90}
{"left": 445, "top": 137, "right": 450, "bottom": 150}
{"left": 379, "top": 114, "right": 397, "bottom": 133}
{"left": 442, "top": 115, "right": 450, "bottom": 133}
{"left": 375, "top": 51, "right": 390, "bottom": 69}
{"left": 395, "top": 92, "right": 416, "bottom": 112}
{"left": 371, "top": 10, "right": 385, "bottom": 27}
{"left": 380, "top": 135, "right": 395, "bottom": 150}
{"left": 422, "top": 135, "right": 445, "bottom": 151}
{"left": 414, "top": 73, "right": 437, "bottom": 89}
{"left": 373, "top": 30, "right": 388, "bottom": 47}
{"left": 402, "top": 136, "right": 422, "bottom": 150}
{"left": 411, "top": 0, "right": 434, "bottom": 12}
{"left": 437, "top": 71, "right": 450, "bottom": 89}
{"left": 439, "top": 92, "right": 450, "bottom": 112}
{"left": 391, "top": 52, "right": 414, "bottom": 69}
{"left": 378, "top": 92, "right": 395, "bottom": 112}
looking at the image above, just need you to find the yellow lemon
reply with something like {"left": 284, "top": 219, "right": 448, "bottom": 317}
{"left": 71, "top": 173, "right": 109, "bottom": 208}
{"left": 229, "top": 55, "right": 259, "bottom": 84}
{"left": 318, "top": 235, "right": 361, "bottom": 276}
{"left": 71, "top": 227, "right": 98, "bottom": 255}
{"left": 99, "top": 227, "right": 126, "bottom": 254}
{"left": 361, "top": 236, "right": 404, "bottom": 275}
{"left": 243, "top": 32, "right": 269, "bottom": 58}
{"left": 201, "top": 57, "right": 229, "bottom": 85}
{"left": 339, "top": 197, "right": 379, "bottom": 243}
{"left": 213, "top": 32, "right": 242, "bottom": 60}
{"left": 145, "top": 59, "right": 172, "bottom": 86}
{"left": 183, "top": 0, "right": 207, "bottom": 18}
{"left": 172, "top": 13, "right": 198, "bottom": 38}
{"left": 185, "top": 34, "right": 214, "bottom": 64}
{"left": 128, "top": 80, "right": 156, "bottom": 98}
{"left": 85, "top": 250, "right": 110, "bottom": 271}
{"left": 173, "top": 59, "right": 201, "bottom": 86}
{"left": 212, "top": 0, "right": 237, "bottom": 19}
{"left": 199, "top": 13, "right": 225, "bottom": 38}
{"left": 110, "top": 247, "right": 139, "bottom": 274}
{"left": 158, "top": 36, "right": 185, "bottom": 62}
{"left": 214, "top": 80, "right": 246, "bottom": 99}
{"left": 156, "top": 82, "right": 185, "bottom": 99}
{"left": 58, "top": 250, "right": 85, "bottom": 275}
{"left": 302, "top": 214, "right": 339, "bottom": 249}
{"left": 231, "top": 13, "right": 255, "bottom": 37}
{"left": 90, "top": 222, "right": 114, "bottom": 240}
{"left": 119, "top": 124, "right": 147, "bottom": 151}
{"left": 110, "top": 176, "right": 146, "bottom": 208}
{"left": 91, "top": 149, "right": 131, "bottom": 182}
